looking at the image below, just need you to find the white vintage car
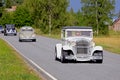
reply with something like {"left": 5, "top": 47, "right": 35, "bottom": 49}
{"left": 19, "top": 26, "right": 36, "bottom": 42}
{"left": 55, "top": 26, "right": 103, "bottom": 63}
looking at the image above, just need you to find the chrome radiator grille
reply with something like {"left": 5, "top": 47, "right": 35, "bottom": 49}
{"left": 76, "top": 40, "right": 90, "bottom": 54}
{"left": 77, "top": 48, "right": 88, "bottom": 54}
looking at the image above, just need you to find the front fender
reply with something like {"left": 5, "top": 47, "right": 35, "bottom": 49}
{"left": 55, "top": 43, "right": 62, "bottom": 59}
{"left": 62, "top": 45, "right": 72, "bottom": 50}
{"left": 92, "top": 46, "right": 103, "bottom": 54}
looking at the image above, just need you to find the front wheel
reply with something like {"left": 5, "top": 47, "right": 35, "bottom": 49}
{"left": 32, "top": 39, "right": 36, "bottom": 42}
{"left": 93, "top": 51, "right": 103, "bottom": 63}
{"left": 14, "top": 34, "right": 17, "bottom": 36}
{"left": 96, "top": 59, "right": 103, "bottom": 63}
{"left": 55, "top": 47, "right": 58, "bottom": 60}
{"left": 61, "top": 49, "right": 66, "bottom": 63}
{"left": 4, "top": 33, "right": 7, "bottom": 36}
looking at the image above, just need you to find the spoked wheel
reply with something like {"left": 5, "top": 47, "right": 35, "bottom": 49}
{"left": 4, "top": 33, "right": 7, "bottom": 36}
{"left": 94, "top": 52, "right": 103, "bottom": 63}
{"left": 60, "top": 49, "right": 66, "bottom": 63}
{"left": 96, "top": 59, "right": 103, "bottom": 63}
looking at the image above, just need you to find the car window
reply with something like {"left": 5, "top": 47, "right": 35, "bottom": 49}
{"left": 67, "top": 31, "right": 92, "bottom": 37}
{"left": 81, "top": 31, "right": 91, "bottom": 37}
{"left": 21, "top": 29, "right": 33, "bottom": 32}
{"left": 7, "top": 27, "right": 15, "bottom": 29}
{"left": 6, "top": 25, "right": 15, "bottom": 29}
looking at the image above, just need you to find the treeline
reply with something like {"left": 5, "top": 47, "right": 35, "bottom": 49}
{"left": 0, "top": 0, "right": 115, "bottom": 35}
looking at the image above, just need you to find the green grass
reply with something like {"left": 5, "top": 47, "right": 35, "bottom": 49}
{"left": 94, "top": 30, "right": 120, "bottom": 54}
{"left": 94, "top": 37, "right": 120, "bottom": 54}
{"left": 0, "top": 39, "right": 41, "bottom": 80}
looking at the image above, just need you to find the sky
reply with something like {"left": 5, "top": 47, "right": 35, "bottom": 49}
{"left": 69, "top": 0, "right": 120, "bottom": 14}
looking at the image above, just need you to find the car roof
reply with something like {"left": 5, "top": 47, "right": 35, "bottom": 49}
{"left": 5, "top": 24, "right": 14, "bottom": 26}
{"left": 62, "top": 26, "right": 92, "bottom": 29}
{"left": 21, "top": 26, "right": 33, "bottom": 29}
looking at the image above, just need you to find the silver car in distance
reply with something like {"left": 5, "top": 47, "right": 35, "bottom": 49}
{"left": 19, "top": 26, "right": 36, "bottom": 42}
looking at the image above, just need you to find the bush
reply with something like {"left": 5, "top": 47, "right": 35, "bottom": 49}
{"left": 13, "top": 5, "right": 33, "bottom": 27}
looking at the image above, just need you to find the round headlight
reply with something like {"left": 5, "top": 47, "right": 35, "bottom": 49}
{"left": 20, "top": 34, "right": 24, "bottom": 38}
{"left": 71, "top": 41, "right": 76, "bottom": 46}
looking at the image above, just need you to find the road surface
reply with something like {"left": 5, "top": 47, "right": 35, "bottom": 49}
{"left": 0, "top": 34, "right": 120, "bottom": 80}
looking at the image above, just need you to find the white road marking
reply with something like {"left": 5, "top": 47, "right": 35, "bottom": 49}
{"left": 2, "top": 37, "right": 58, "bottom": 80}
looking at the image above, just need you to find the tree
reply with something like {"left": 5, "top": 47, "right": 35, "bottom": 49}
{"left": 0, "top": 0, "right": 4, "bottom": 17}
{"left": 75, "top": 9, "right": 86, "bottom": 26}
{"left": 27, "top": 0, "right": 69, "bottom": 34}
{"left": 0, "top": 0, "right": 3, "bottom": 7}
{"left": 0, "top": 12, "right": 14, "bottom": 25}
{"left": 13, "top": 5, "right": 33, "bottom": 27}
{"left": 81, "top": 0, "right": 115, "bottom": 35}
{"left": 66, "top": 8, "right": 78, "bottom": 26}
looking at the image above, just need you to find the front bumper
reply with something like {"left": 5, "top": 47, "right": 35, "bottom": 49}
{"left": 19, "top": 36, "right": 36, "bottom": 41}
{"left": 5, "top": 32, "right": 17, "bottom": 35}
{"left": 65, "top": 55, "right": 103, "bottom": 61}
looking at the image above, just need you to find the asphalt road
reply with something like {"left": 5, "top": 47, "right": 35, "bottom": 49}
{"left": 0, "top": 34, "right": 120, "bottom": 80}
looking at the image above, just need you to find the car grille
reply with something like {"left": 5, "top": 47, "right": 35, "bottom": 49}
{"left": 76, "top": 40, "right": 90, "bottom": 54}
{"left": 77, "top": 48, "right": 88, "bottom": 54}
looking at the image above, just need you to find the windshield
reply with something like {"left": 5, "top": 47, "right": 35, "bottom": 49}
{"left": 67, "top": 31, "right": 92, "bottom": 37}
{"left": 6, "top": 25, "right": 14, "bottom": 29}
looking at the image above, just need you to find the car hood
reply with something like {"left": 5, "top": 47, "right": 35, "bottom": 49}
{"left": 65, "top": 36, "right": 92, "bottom": 42}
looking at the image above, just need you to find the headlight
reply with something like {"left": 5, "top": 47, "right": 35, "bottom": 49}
{"left": 70, "top": 41, "right": 76, "bottom": 46}
{"left": 20, "top": 34, "right": 24, "bottom": 38}
{"left": 93, "top": 52, "right": 102, "bottom": 56}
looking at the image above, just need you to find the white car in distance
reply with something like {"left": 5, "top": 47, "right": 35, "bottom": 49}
{"left": 55, "top": 26, "right": 103, "bottom": 63}
{"left": 19, "top": 26, "right": 36, "bottom": 42}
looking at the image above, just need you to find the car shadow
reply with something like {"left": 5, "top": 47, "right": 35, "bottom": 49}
{"left": 56, "top": 59, "right": 102, "bottom": 64}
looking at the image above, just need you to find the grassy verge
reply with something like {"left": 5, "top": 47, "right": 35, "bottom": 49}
{"left": 94, "top": 37, "right": 120, "bottom": 54}
{"left": 0, "top": 39, "right": 41, "bottom": 80}
{"left": 94, "top": 31, "right": 120, "bottom": 54}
